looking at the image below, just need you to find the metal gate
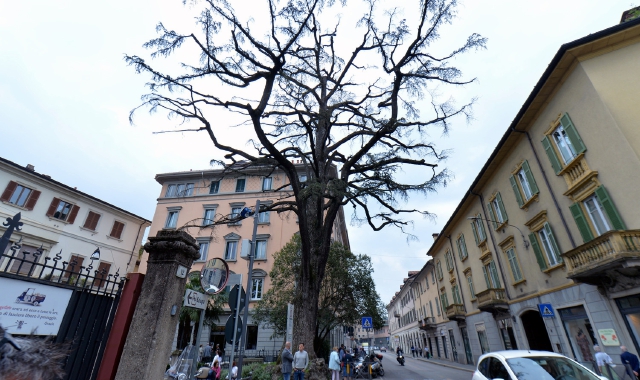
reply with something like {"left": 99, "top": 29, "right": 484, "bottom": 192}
{"left": 0, "top": 213, "right": 123, "bottom": 380}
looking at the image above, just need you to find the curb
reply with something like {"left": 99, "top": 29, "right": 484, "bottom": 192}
{"left": 414, "top": 357, "right": 475, "bottom": 373}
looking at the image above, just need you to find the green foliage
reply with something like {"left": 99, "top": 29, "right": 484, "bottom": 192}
{"left": 253, "top": 235, "right": 386, "bottom": 348}
{"left": 243, "top": 363, "right": 274, "bottom": 380}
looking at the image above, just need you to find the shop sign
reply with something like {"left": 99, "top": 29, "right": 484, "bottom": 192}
{"left": 0, "top": 277, "right": 73, "bottom": 336}
{"left": 598, "top": 329, "right": 620, "bottom": 346}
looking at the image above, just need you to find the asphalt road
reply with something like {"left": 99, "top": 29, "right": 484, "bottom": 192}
{"left": 374, "top": 352, "right": 472, "bottom": 380}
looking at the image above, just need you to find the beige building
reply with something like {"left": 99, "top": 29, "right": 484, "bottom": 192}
{"left": 416, "top": 14, "right": 640, "bottom": 367}
{"left": 140, "top": 163, "right": 350, "bottom": 350}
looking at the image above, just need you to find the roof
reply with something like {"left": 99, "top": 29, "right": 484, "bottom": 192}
{"left": 426, "top": 16, "right": 640, "bottom": 257}
{"left": 0, "top": 156, "right": 151, "bottom": 223}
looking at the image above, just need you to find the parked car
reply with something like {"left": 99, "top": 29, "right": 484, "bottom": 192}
{"left": 380, "top": 347, "right": 387, "bottom": 352}
{"left": 472, "top": 350, "right": 621, "bottom": 380}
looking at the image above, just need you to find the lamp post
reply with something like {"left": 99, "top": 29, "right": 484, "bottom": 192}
{"left": 467, "top": 216, "right": 529, "bottom": 249}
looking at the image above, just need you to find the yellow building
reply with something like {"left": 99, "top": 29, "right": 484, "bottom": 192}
{"left": 425, "top": 15, "right": 640, "bottom": 367}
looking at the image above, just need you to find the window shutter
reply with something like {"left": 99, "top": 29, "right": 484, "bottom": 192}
{"left": 510, "top": 175, "right": 524, "bottom": 207}
{"left": 529, "top": 233, "right": 547, "bottom": 271}
{"left": 594, "top": 185, "right": 626, "bottom": 230}
{"left": 487, "top": 203, "right": 498, "bottom": 229}
{"left": 111, "top": 221, "right": 125, "bottom": 239}
{"left": 84, "top": 211, "right": 101, "bottom": 230}
{"left": 471, "top": 220, "right": 479, "bottom": 245}
{"left": 542, "top": 136, "right": 562, "bottom": 174}
{"left": 478, "top": 216, "right": 487, "bottom": 241}
{"left": 543, "top": 222, "right": 562, "bottom": 262}
{"left": 489, "top": 261, "right": 501, "bottom": 288}
{"left": 67, "top": 205, "right": 80, "bottom": 224}
{"left": 569, "top": 203, "right": 594, "bottom": 243}
{"left": 24, "top": 190, "right": 41, "bottom": 210}
{"left": 0, "top": 181, "right": 17, "bottom": 202}
{"left": 522, "top": 160, "right": 539, "bottom": 195}
{"left": 460, "top": 234, "right": 467, "bottom": 258}
{"left": 482, "top": 266, "right": 491, "bottom": 288}
{"left": 560, "top": 113, "right": 586, "bottom": 154}
{"left": 496, "top": 192, "right": 508, "bottom": 223}
{"left": 46, "top": 198, "right": 60, "bottom": 217}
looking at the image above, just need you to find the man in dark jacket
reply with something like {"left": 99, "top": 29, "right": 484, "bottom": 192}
{"left": 342, "top": 348, "right": 354, "bottom": 378}
{"left": 282, "top": 341, "right": 294, "bottom": 380}
{"left": 621, "top": 346, "right": 640, "bottom": 378}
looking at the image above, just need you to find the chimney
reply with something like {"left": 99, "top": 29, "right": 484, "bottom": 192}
{"left": 26, "top": 164, "right": 35, "bottom": 171}
{"left": 432, "top": 233, "right": 439, "bottom": 240}
{"left": 621, "top": 6, "right": 640, "bottom": 23}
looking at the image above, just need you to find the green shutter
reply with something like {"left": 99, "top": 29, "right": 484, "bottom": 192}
{"left": 543, "top": 222, "right": 562, "bottom": 263}
{"left": 560, "top": 113, "right": 586, "bottom": 154}
{"left": 542, "top": 136, "right": 562, "bottom": 174}
{"left": 522, "top": 160, "right": 539, "bottom": 195}
{"left": 569, "top": 203, "right": 595, "bottom": 243}
{"left": 471, "top": 220, "right": 479, "bottom": 245}
{"left": 487, "top": 202, "right": 498, "bottom": 229}
{"left": 529, "top": 232, "right": 548, "bottom": 271}
{"left": 482, "top": 266, "right": 490, "bottom": 288}
{"left": 456, "top": 239, "right": 463, "bottom": 260}
{"left": 489, "top": 261, "right": 501, "bottom": 288}
{"left": 497, "top": 192, "right": 508, "bottom": 222}
{"left": 594, "top": 185, "right": 626, "bottom": 230}
{"left": 479, "top": 216, "right": 487, "bottom": 240}
{"left": 510, "top": 175, "right": 524, "bottom": 207}
{"left": 461, "top": 234, "right": 467, "bottom": 258}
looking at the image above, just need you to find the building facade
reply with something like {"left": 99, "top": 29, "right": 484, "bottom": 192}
{"left": 0, "top": 156, "right": 150, "bottom": 282}
{"left": 419, "top": 16, "right": 640, "bottom": 367}
{"left": 140, "top": 163, "right": 350, "bottom": 351}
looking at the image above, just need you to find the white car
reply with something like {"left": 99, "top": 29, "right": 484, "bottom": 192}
{"left": 471, "top": 350, "right": 621, "bottom": 380}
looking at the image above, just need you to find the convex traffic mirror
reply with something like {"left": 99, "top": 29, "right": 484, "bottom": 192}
{"left": 200, "top": 258, "right": 230, "bottom": 295}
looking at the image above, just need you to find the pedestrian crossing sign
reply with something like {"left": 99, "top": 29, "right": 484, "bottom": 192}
{"left": 362, "top": 316, "right": 373, "bottom": 329}
{"left": 538, "top": 303, "right": 555, "bottom": 318}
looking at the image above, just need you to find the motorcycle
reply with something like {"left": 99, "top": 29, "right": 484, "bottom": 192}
{"left": 396, "top": 351, "right": 405, "bottom": 366}
{"left": 353, "top": 354, "right": 385, "bottom": 378}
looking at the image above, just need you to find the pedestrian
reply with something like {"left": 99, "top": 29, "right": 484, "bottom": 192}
{"left": 342, "top": 348, "right": 354, "bottom": 378}
{"left": 417, "top": 345, "right": 422, "bottom": 357}
{"left": 199, "top": 344, "right": 204, "bottom": 362}
{"left": 202, "top": 342, "right": 213, "bottom": 364}
{"left": 282, "top": 341, "right": 294, "bottom": 380}
{"left": 293, "top": 343, "right": 309, "bottom": 380}
{"left": 208, "top": 360, "right": 221, "bottom": 380}
{"left": 338, "top": 344, "right": 345, "bottom": 363}
{"left": 594, "top": 345, "right": 614, "bottom": 374}
{"left": 621, "top": 346, "right": 640, "bottom": 379}
{"left": 423, "top": 345, "right": 429, "bottom": 359}
{"left": 411, "top": 345, "right": 415, "bottom": 357}
{"left": 229, "top": 361, "right": 238, "bottom": 380}
{"left": 329, "top": 346, "right": 341, "bottom": 380}
{"left": 212, "top": 350, "right": 222, "bottom": 367}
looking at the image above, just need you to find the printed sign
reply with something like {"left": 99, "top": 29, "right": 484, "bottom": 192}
{"left": 176, "top": 265, "right": 188, "bottom": 279}
{"left": 362, "top": 316, "right": 373, "bottom": 329}
{"left": 0, "top": 277, "right": 73, "bottom": 336}
{"left": 184, "top": 289, "right": 207, "bottom": 310}
{"left": 286, "top": 303, "right": 294, "bottom": 344}
{"left": 538, "top": 303, "right": 555, "bottom": 318}
{"left": 598, "top": 329, "right": 620, "bottom": 346}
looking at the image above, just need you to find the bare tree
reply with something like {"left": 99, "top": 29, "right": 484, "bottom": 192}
{"left": 127, "top": 0, "right": 485, "bottom": 356}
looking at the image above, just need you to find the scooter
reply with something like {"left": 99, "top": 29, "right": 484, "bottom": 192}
{"left": 396, "top": 351, "right": 405, "bottom": 366}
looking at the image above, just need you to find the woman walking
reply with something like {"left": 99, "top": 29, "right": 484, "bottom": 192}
{"left": 329, "top": 346, "right": 341, "bottom": 380}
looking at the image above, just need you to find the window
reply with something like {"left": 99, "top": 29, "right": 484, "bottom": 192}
{"left": 225, "top": 241, "right": 238, "bottom": 261}
{"left": 1, "top": 181, "right": 41, "bottom": 210}
{"left": 9, "top": 244, "right": 42, "bottom": 275}
{"left": 436, "top": 261, "right": 443, "bottom": 280}
{"left": 251, "top": 278, "right": 264, "bottom": 300}
{"left": 487, "top": 193, "right": 508, "bottom": 229}
{"left": 435, "top": 298, "right": 441, "bottom": 316}
{"left": 528, "top": 222, "right": 562, "bottom": 270}
{"left": 165, "top": 183, "right": 195, "bottom": 197}
{"left": 209, "top": 180, "right": 220, "bottom": 194}
{"left": 109, "top": 221, "right": 125, "bottom": 239}
{"left": 452, "top": 284, "right": 462, "bottom": 304}
{"left": 466, "top": 274, "right": 476, "bottom": 299}
{"left": 94, "top": 262, "right": 111, "bottom": 288}
{"left": 538, "top": 227, "right": 561, "bottom": 266}
{"left": 569, "top": 186, "right": 625, "bottom": 243}
{"left": 8, "top": 185, "right": 31, "bottom": 207}
{"left": 258, "top": 210, "right": 270, "bottom": 224}
{"left": 46, "top": 198, "right": 79, "bottom": 223}
{"left": 229, "top": 206, "right": 242, "bottom": 225}
{"left": 83, "top": 211, "right": 101, "bottom": 231}
{"left": 197, "top": 241, "right": 209, "bottom": 262}
{"left": 541, "top": 113, "right": 587, "bottom": 174}
{"left": 431, "top": 271, "right": 435, "bottom": 284}
{"left": 425, "top": 277, "right": 429, "bottom": 289}
{"left": 482, "top": 261, "right": 501, "bottom": 289}
{"left": 439, "top": 290, "right": 449, "bottom": 310}
{"left": 444, "top": 251, "right": 453, "bottom": 272}
{"left": 203, "top": 208, "right": 216, "bottom": 226}
{"left": 457, "top": 234, "right": 468, "bottom": 261}
{"left": 510, "top": 161, "right": 539, "bottom": 208}
{"left": 471, "top": 214, "right": 487, "bottom": 245}
{"left": 505, "top": 248, "right": 523, "bottom": 283}
{"left": 165, "top": 211, "right": 179, "bottom": 228}
{"left": 235, "top": 178, "right": 246, "bottom": 192}
{"left": 63, "top": 255, "right": 84, "bottom": 280}
{"left": 255, "top": 240, "right": 267, "bottom": 260}
{"left": 262, "top": 177, "right": 272, "bottom": 191}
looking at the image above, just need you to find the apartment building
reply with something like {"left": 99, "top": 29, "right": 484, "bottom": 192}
{"left": 140, "top": 163, "right": 350, "bottom": 350}
{"left": 423, "top": 15, "right": 640, "bottom": 366}
{"left": 0, "top": 156, "right": 150, "bottom": 281}
{"left": 387, "top": 271, "right": 422, "bottom": 354}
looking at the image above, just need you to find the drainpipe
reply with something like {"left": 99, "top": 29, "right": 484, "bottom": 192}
{"left": 126, "top": 221, "right": 146, "bottom": 272}
{"left": 446, "top": 235, "right": 467, "bottom": 312}
{"left": 470, "top": 191, "right": 512, "bottom": 301}
{"left": 511, "top": 128, "right": 576, "bottom": 248}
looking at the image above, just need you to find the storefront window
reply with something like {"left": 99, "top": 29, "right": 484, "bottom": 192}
{"left": 559, "top": 306, "right": 597, "bottom": 364}
{"left": 617, "top": 295, "right": 640, "bottom": 354}
{"left": 477, "top": 324, "right": 490, "bottom": 354}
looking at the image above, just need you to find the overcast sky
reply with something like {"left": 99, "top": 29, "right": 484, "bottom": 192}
{"left": 0, "top": 0, "right": 634, "bottom": 306}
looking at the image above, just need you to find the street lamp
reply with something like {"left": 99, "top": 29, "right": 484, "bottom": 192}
{"left": 90, "top": 248, "right": 101, "bottom": 261}
{"left": 467, "top": 216, "right": 529, "bottom": 249}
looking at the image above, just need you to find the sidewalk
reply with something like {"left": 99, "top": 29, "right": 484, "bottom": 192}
{"left": 410, "top": 355, "right": 476, "bottom": 373}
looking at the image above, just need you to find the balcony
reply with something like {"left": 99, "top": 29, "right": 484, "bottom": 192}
{"left": 418, "top": 316, "right": 436, "bottom": 331}
{"left": 562, "top": 230, "right": 640, "bottom": 292}
{"left": 445, "top": 304, "right": 466, "bottom": 322}
{"left": 476, "top": 288, "right": 508, "bottom": 314}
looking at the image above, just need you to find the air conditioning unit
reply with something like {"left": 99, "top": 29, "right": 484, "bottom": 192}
{"left": 240, "top": 239, "right": 251, "bottom": 260}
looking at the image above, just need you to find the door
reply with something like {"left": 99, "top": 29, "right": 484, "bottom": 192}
{"left": 521, "top": 310, "right": 553, "bottom": 351}
{"left": 461, "top": 327, "right": 474, "bottom": 365}
{"left": 448, "top": 329, "right": 458, "bottom": 362}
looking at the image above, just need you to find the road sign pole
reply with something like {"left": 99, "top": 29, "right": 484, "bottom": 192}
{"left": 237, "top": 199, "right": 260, "bottom": 378}
{"left": 229, "top": 279, "right": 243, "bottom": 370}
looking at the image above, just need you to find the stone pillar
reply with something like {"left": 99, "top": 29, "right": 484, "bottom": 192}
{"left": 114, "top": 230, "right": 199, "bottom": 380}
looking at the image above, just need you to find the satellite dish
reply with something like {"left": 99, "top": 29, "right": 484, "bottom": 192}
{"left": 200, "top": 258, "right": 230, "bottom": 295}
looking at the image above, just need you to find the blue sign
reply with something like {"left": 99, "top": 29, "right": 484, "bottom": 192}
{"left": 538, "top": 303, "right": 555, "bottom": 318}
{"left": 362, "top": 317, "right": 373, "bottom": 329}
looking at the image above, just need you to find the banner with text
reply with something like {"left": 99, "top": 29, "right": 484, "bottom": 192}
{"left": 0, "top": 277, "right": 73, "bottom": 335}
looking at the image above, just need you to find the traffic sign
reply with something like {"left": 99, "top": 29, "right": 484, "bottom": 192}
{"left": 183, "top": 289, "right": 207, "bottom": 310}
{"left": 225, "top": 315, "right": 243, "bottom": 344}
{"left": 538, "top": 303, "right": 555, "bottom": 318}
{"left": 362, "top": 316, "right": 373, "bottom": 329}
{"left": 229, "top": 285, "right": 246, "bottom": 312}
